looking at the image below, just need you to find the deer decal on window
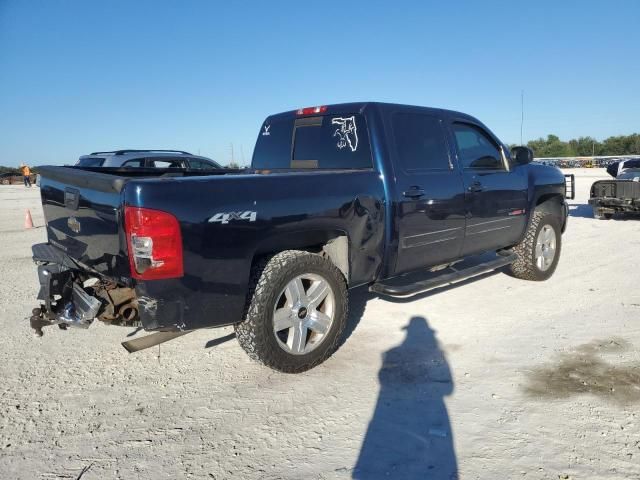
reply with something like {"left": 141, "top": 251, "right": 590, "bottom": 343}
{"left": 331, "top": 116, "right": 359, "bottom": 152}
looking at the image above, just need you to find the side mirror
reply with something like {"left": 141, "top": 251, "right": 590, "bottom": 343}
{"left": 511, "top": 146, "right": 534, "bottom": 165}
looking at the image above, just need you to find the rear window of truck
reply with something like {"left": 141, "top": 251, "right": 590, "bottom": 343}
{"left": 252, "top": 114, "right": 372, "bottom": 170}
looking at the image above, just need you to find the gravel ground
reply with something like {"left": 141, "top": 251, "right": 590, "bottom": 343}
{"left": 1, "top": 169, "right": 639, "bottom": 479}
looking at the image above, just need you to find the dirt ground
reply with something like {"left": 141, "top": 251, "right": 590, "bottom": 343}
{"left": 1, "top": 169, "right": 639, "bottom": 479}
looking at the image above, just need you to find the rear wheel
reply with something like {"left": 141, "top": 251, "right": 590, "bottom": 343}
{"left": 235, "top": 250, "right": 348, "bottom": 373}
{"left": 509, "top": 210, "right": 561, "bottom": 281}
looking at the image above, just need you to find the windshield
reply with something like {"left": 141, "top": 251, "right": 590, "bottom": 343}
{"left": 617, "top": 169, "right": 640, "bottom": 180}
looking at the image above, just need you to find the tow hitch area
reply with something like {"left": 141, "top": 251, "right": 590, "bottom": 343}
{"left": 30, "top": 243, "right": 142, "bottom": 337}
{"left": 30, "top": 283, "right": 101, "bottom": 336}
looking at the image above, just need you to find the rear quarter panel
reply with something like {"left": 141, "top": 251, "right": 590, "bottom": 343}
{"left": 125, "top": 170, "right": 385, "bottom": 330}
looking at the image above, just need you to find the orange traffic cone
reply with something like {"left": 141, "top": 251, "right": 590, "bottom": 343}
{"left": 24, "top": 209, "right": 34, "bottom": 229}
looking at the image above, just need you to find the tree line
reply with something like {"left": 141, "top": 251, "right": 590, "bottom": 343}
{"left": 518, "top": 133, "right": 640, "bottom": 158}
{"left": 0, "top": 166, "right": 28, "bottom": 175}
{"left": 2, "top": 133, "right": 640, "bottom": 171}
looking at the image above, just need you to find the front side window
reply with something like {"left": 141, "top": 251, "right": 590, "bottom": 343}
{"left": 452, "top": 123, "right": 504, "bottom": 170}
{"left": 392, "top": 113, "right": 451, "bottom": 171}
{"left": 189, "top": 159, "right": 220, "bottom": 170}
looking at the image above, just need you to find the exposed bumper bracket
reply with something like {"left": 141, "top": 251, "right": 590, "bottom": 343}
{"left": 121, "top": 331, "right": 192, "bottom": 353}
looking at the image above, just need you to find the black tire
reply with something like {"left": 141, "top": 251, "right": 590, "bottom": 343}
{"left": 508, "top": 210, "right": 562, "bottom": 281}
{"left": 234, "top": 250, "right": 348, "bottom": 373}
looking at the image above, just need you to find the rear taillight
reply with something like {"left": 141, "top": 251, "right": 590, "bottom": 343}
{"left": 296, "top": 105, "right": 327, "bottom": 115}
{"left": 124, "top": 206, "right": 183, "bottom": 280}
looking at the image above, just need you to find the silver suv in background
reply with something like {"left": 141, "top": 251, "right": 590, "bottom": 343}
{"left": 75, "top": 149, "right": 222, "bottom": 169}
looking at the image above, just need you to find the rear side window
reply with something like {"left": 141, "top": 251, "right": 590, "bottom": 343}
{"left": 452, "top": 123, "right": 504, "bottom": 170}
{"left": 392, "top": 113, "right": 451, "bottom": 171}
{"left": 76, "top": 157, "right": 105, "bottom": 167}
{"left": 122, "top": 159, "right": 145, "bottom": 168}
{"left": 252, "top": 114, "right": 372, "bottom": 170}
{"left": 149, "top": 158, "right": 183, "bottom": 168}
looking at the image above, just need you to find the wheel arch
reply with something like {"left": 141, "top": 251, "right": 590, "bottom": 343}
{"left": 252, "top": 229, "right": 351, "bottom": 283}
{"left": 532, "top": 193, "right": 567, "bottom": 232}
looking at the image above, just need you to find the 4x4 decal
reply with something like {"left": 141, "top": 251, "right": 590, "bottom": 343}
{"left": 208, "top": 211, "right": 257, "bottom": 225}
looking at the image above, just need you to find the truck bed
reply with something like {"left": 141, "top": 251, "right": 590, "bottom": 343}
{"left": 36, "top": 164, "right": 386, "bottom": 331}
{"left": 37, "top": 166, "right": 246, "bottom": 280}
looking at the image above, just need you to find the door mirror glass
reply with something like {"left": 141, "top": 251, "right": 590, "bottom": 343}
{"left": 511, "top": 146, "right": 534, "bottom": 165}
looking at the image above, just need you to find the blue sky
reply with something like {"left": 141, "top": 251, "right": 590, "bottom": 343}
{"left": 1, "top": 0, "right": 638, "bottom": 166}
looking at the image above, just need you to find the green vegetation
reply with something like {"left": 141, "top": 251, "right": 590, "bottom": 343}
{"left": 2, "top": 133, "right": 640, "bottom": 172}
{"left": 0, "top": 166, "right": 39, "bottom": 176}
{"left": 518, "top": 133, "right": 640, "bottom": 158}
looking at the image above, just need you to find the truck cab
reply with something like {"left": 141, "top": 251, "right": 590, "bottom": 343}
{"left": 253, "top": 103, "right": 566, "bottom": 280}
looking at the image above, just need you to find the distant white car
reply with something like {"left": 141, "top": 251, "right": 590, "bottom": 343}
{"left": 75, "top": 149, "right": 221, "bottom": 169}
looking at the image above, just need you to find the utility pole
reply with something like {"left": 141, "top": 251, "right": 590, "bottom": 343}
{"left": 240, "top": 145, "right": 245, "bottom": 165}
{"left": 230, "top": 143, "right": 234, "bottom": 165}
{"left": 520, "top": 90, "right": 524, "bottom": 146}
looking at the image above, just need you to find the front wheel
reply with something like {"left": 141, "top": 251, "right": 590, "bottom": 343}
{"left": 509, "top": 210, "right": 562, "bottom": 281}
{"left": 235, "top": 250, "right": 348, "bottom": 373}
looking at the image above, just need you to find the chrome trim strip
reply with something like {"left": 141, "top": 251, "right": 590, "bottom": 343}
{"left": 468, "top": 216, "right": 518, "bottom": 227}
{"left": 402, "top": 236, "right": 459, "bottom": 249}
{"left": 467, "top": 225, "right": 512, "bottom": 235}
{"left": 403, "top": 226, "right": 463, "bottom": 240}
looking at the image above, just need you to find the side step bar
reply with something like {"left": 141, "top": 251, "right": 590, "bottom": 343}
{"left": 370, "top": 253, "right": 517, "bottom": 298}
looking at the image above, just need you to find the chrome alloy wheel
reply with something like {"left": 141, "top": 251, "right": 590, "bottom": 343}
{"left": 535, "top": 224, "right": 557, "bottom": 271}
{"left": 272, "top": 273, "right": 335, "bottom": 355}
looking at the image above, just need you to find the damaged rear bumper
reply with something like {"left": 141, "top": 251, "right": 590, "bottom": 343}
{"left": 31, "top": 242, "right": 238, "bottom": 337}
{"left": 31, "top": 243, "right": 189, "bottom": 336}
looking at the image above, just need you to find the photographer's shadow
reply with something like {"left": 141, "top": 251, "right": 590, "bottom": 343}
{"left": 353, "top": 316, "right": 458, "bottom": 479}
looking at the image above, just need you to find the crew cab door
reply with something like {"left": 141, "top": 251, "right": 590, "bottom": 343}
{"left": 391, "top": 112, "right": 466, "bottom": 275}
{"left": 448, "top": 121, "right": 528, "bottom": 255}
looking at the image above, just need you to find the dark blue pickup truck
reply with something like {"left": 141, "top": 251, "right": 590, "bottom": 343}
{"left": 31, "top": 102, "right": 569, "bottom": 372}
